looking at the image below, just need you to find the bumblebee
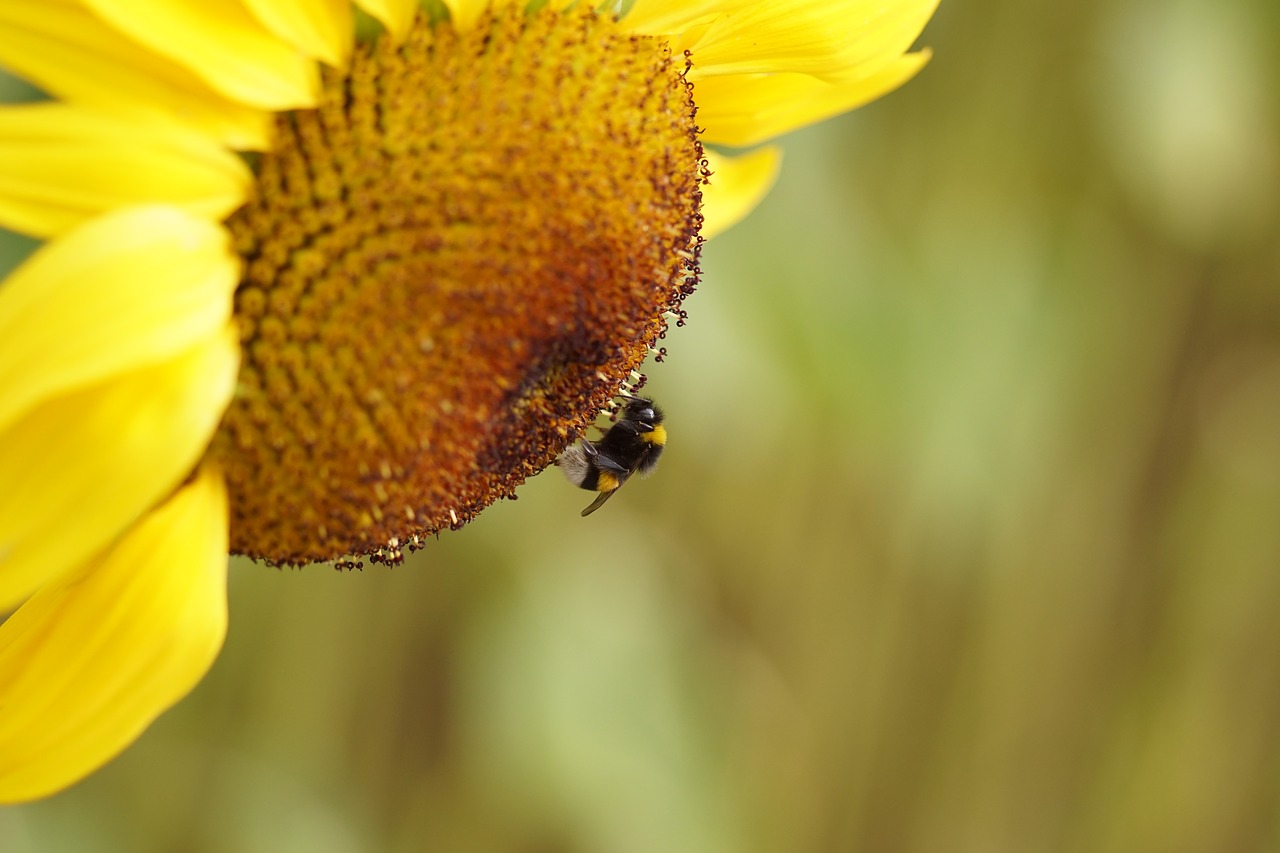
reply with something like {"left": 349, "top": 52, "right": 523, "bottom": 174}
{"left": 556, "top": 397, "right": 666, "bottom": 516}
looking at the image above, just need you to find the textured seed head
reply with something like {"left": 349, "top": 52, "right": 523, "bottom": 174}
{"left": 209, "top": 8, "right": 705, "bottom": 565}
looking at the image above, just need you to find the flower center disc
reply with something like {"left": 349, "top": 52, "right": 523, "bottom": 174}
{"left": 211, "top": 8, "right": 704, "bottom": 565}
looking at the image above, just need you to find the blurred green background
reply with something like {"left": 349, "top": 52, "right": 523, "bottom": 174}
{"left": 5, "top": 0, "right": 1280, "bottom": 849}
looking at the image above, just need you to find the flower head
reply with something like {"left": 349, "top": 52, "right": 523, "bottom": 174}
{"left": 0, "top": 0, "right": 937, "bottom": 800}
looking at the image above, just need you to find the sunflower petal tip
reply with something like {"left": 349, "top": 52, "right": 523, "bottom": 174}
{"left": 700, "top": 146, "right": 783, "bottom": 240}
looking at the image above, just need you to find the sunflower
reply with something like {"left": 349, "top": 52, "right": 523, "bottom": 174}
{"left": 0, "top": 0, "right": 937, "bottom": 801}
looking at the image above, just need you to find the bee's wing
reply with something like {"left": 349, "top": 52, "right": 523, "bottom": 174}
{"left": 579, "top": 439, "right": 628, "bottom": 474}
{"left": 580, "top": 455, "right": 647, "bottom": 517}
{"left": 591, "top": 451, "right": 631, "bottom": 478}
{"left": 580, "top": 489, "right": 618, "bottom": 517}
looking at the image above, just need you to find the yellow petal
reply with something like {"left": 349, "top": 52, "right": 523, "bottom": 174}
{"left": 0, "top": 206, "right": 238, "bottom": 434}
{"left": 0, "top": 103, "right": 251, "bottom": 238}
{"left": 0, "top": 0, "right": 272, "bottom": 150}
{"left": 0, "top": 324, "right": 239, "bottom": 610}
{"left": 696, "top": 51, "right": 931, "bottom": 147}
{"left": 621, "top": 0, "right": 735, "bottom": 35}
{"left": 0, "top": 466, "right": 229, "bottom": 803}
{"left": 81, "top": 0, "right": 320, "bottom": 110}
{"left": 700, "top": 146, "right": 781, "bottom": 240}
{"left": 356, "top": 0, "right": 418, "bottom": 38}
{"left": 441, "top": 0, "right": 489, "bottom": 31}
{"left": 686, "top": 0, "right": 939, "bottom": 83}
{"left": 242, "top": 0, "right": 353, "bottom": 67}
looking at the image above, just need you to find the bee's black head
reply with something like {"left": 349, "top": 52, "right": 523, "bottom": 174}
{"left": 621, "top": 396, "right": 662, "bottom": 428}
